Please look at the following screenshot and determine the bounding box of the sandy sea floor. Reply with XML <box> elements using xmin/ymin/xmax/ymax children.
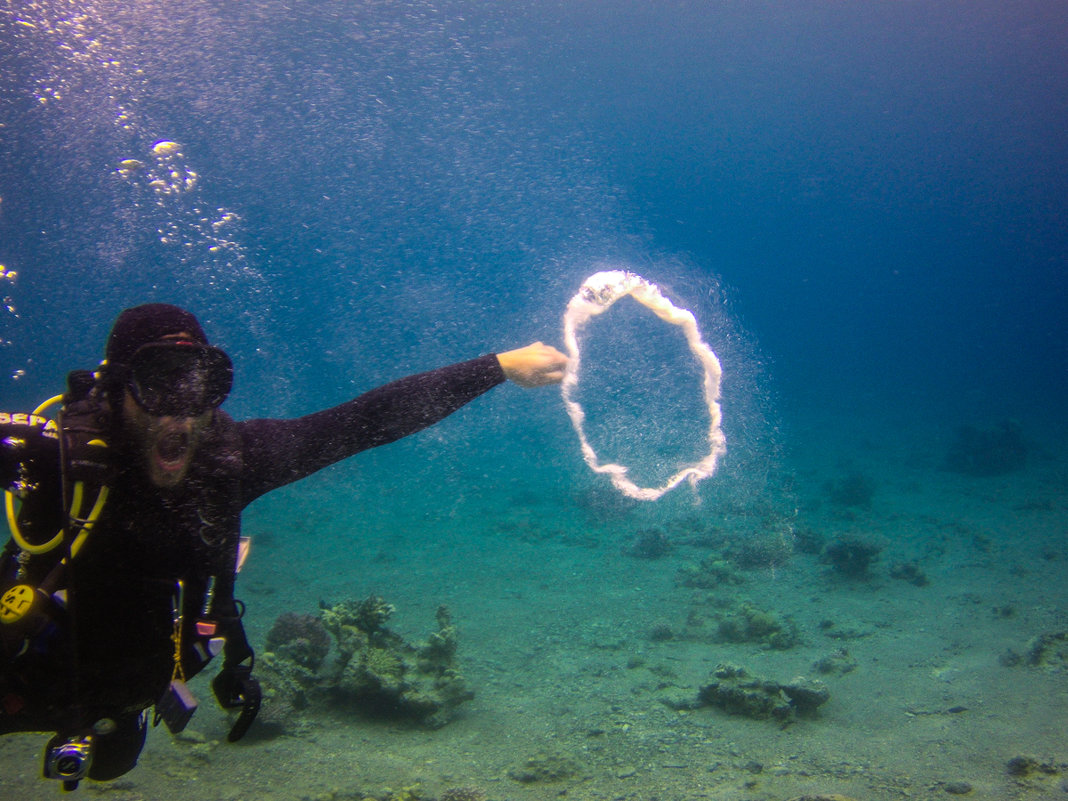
<box><xmin>2</xmin><ymin>416</ymin><xmax>1066</xmax><ymax>801</ymax></box>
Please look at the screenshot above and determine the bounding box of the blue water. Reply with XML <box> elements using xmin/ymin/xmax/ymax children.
<box><xmin>3</xmin><ymin>2</ymin><xmax>1065</xmax><ymax>423</ymax></box>
<box><xmin>2</xmin><ymin>2</ymin><xmax>1066</xmax><ymax>798</ymax></box>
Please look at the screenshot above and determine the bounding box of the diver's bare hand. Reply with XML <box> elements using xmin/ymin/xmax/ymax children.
<box><xmin>497</xmin><ymin>342</ymin><xmax>569</xmax><ymax>388</ymax></box>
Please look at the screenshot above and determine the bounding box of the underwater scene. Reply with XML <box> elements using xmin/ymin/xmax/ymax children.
<box><xmin>1</xmin><ymin>1</ymin><xmax>1066</xmax><ymax>800</ymax></box>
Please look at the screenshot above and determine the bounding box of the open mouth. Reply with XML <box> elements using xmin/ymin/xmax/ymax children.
<box><xmin>154</xmin><ymin>430</ymin><xmax>190</xmax><ymax>470</ymax></box>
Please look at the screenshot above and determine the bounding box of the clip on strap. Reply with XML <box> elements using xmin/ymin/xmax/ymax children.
<box><xmin>228</xmin><ymin>676</ymin><xmax>261</xmax><ymax>742</ymax></box>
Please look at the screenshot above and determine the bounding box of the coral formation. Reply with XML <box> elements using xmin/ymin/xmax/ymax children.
<box><xmin>1023</xmin><ymin>631</ymin><xmax>1068</xmax><ymax>668</ymax></box>
<box><xmin>648</xmin><ymin>622</ymin><xmax>675</xmax><ymax>642</ymax></box>
<box><xmin>944</xmin><ymin>420</ymin><xmax>1027</xmax><ymax>476</ymax></box>
<box><xmin>782</xmin><ymin>676</ymin><xmax>833</xmax><ymax>714</ymax></box>
<box><xmin>257</xmin><ymin>596</ymin><xmax>473</xmax><ymax>732</ymax></box>
<box><xmin>1001</xmin><ymin>632</ymin><xmax>1068</xmax><ymax>670</ymax></box>
<box><xmin>697</xmin><ymin>664</ymin><xmax>829</xmax><ymax>723</ymax></box>
<box><xmin>731</xmin><ymin>533</ymin><xmax>794</xmax><ymax>569</ymax></box>
<box><xmin>252</xmin><ymin>650</ymin><xmax>315</xmax><ymax>735</ymax></box>
<box><xmin>341</xmin><ymin>594</ymin><xmax>398</xmax><ymax>634</ymax></box>
<box><xmin>623</xmin><ymin>527</ymin><xmax>673</xmax><ymax>559</ymax></box>
<box><xmin>821</xmin><ymin>536</ymin><xmax>882</xmax><ymax>578</ymax></box>
<box><xmin>889</xmin><ymin>561</ymin><xmax>929</xmax><ymax>586</ymax></box>
<box><xmin>698</xmin><ymin>664</ymin><xmax>793</xmax><ymax>721</ymax></box>
<box><xmin>716</xmin><ymin>600</ymin><xmax>800</xmax><ymax>650</ymax></box>
<box><xmin>254</xmin><ymin>613</ymin><xmax>338</xmax><ymax>735</ymax></box>
<box><xmin>679</xmin><ymin>596</ymin><xmax>801</xmax><ymax>650</ymax></box>
<box><xmin>265</xmin><ymin>612</ymin><xmax>332</xmax><ymax>671</ymax></box>
<box><xmin>1006</xmin><ymin>755</ymin><xmax>1061</xmax><ymax>778</ymax></box>
<box><xmin>320</xmin><ymin>598</ymin><xmax>473</xmax><ymax>728</ymax></box>
<box><xmin>812</xmin><ymin>648</ymin><xmax>858</xmax><ymax>676</ymax></box>
<box><xmin>676</xmin><ymin>553</ymin><xmax>745</xmax><ymax>588</ymax></box>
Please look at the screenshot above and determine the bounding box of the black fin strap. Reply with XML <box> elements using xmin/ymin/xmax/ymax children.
<box><xmin>210</xmin><ymin>599</ymin><xmax>260</xmax><ymax>741</ymax></box>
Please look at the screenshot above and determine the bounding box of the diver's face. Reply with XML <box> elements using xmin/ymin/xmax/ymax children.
<box><xmin>122</xmin><ymin>392</ymin><xmax>212</xmax><ymax>488</ymax></box>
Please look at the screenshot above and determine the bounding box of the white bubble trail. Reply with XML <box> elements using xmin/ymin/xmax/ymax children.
<box><xmin>561</xmin><ymin>269</ymin><xmax>726</xmax><ymax>501</ymax></box>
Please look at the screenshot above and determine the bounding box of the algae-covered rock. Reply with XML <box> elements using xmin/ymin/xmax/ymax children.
<box><xmin>265</xmin><ymin>612</ymin><xmax>332</xmax><ymax>671</ymax></box>
<box><xmin>716</xmin><ymin>601</ymin><xmax>800</xmax><ymax>649</ymax></box>
<box><xmin>623</xmin><ymin>527</ymin><xmax>673</xmax><ymax>559</ymax></box>
<box><xmin>261</xmin><ymin>596</ymin><xmax>473</xmax><ymax>729</ymax></box>
<box><xmin>1024</xmin><ymin>631</ymin><xmax>1068</xmax><ymax>668</ymax></box>
<box><xmin>821</xmin><ymin>537</ymin><xmax>882</xmax><ymax>578</ymax></box>
<box><xmin>812</xmin><ymin>648</ymin><xmax>857</xmax><ymax>676</ymax></box>
<box><xmin>321</xmin><ymin>600</ymin><xmax>473</xmax><ymax>728</ymax></box>
<box><xmin>680</xmin><ymin>597</ymin><xmax>801</xmax><ymax>649</ymax></box>
<box><xmin>697</xmin><ymin>664</ymin><xmax>829</xmax><ymax>723</ymax></box>
<box><xmin>781</xmin><ymin>676</ymin><xmax>832</xmax><ymax>714</ymax></box>
<box><xmin>676</xmin><ymin>553</ymin><xmax>746</xmax><ymax>588</ymax></box>
<box><xmin>889</xmin><ymin>561</ymin><xmax>929</xmax><ymax>586</ymax></box>
<box><xmin>253</xmin><ymin>651</ymin><xmax>315</xmax><ymax>735</ymax></box>
<box><xmin>320</xmin><ymin>595</ymin><xmax>396</xmax><ymax>645</ymax></box>
<box><xmin>698</xmin><ymin>664</ymin><xmax>793</xmax><ymax>721</ymax></box>
<box><xmin>1006</xmin><ymin>754</ymin><xmax>1061</xmax><ymax>777</ymax></box>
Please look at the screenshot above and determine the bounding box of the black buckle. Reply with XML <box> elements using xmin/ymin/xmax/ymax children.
<box><xmin>212</xmin><ymin>667</ymin><xmax>261</xmax><ymax>742</ymax></box>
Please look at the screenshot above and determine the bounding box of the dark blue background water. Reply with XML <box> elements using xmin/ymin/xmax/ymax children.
<box><xmin>1</xmin><ymin>0</ymin><xmax>1065</xmax><ymax>493</ymax></box>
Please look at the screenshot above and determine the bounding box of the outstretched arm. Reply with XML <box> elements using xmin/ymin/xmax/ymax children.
<box><xmin>237</xmin><ymin>345</ymin><xmax>569</xmax><ymax>504</ymax></box>
<box><xmin>496</xmin><ymin>342</ymin><xmax>569</xmax><ymax>387</ymax></box>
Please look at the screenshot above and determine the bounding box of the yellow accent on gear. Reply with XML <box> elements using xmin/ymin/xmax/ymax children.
<box><xmin>32</xmin><ymin>395</ymin><xmax>64</xmax><ymax>417</ymax></box>
<box><xmin>4</xmin><ymin>393</ymin><xmax>110</xmax><ymax>557</ymax></box>
<box><xmin>0</xmin><ymin>584</ymin><xmax>36</xmax><ymax>624</ymax></box>
<box><xmin>170</xmin><ymin>580</ymin><xmax>187</xmax><ymax>682</ymax></box>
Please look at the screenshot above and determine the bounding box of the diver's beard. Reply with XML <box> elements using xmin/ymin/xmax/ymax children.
<box><xmin>121</xmin><ymin>395</ymin><xmax>208</xmax><ymax>488</ymax></box>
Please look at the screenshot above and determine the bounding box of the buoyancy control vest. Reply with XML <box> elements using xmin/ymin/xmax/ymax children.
<box><xmin>0</xmin><ymin>369</ymin><xmax>257</xmax><ymax>738</ymax></box>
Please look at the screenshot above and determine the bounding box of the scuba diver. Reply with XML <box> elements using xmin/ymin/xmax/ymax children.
<box><xmin>0</xmin><ymin>303</ymin><xmax>568</xmax><ymax>789</ymax></box>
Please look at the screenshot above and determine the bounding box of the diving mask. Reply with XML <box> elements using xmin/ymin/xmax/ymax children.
<box><xmin>127</xmin><ymin>341</ymin><xmax>233</xmax><ymax>417</ymax></box>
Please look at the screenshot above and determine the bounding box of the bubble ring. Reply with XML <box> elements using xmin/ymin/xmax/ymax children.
<box><xmin>561</xmin><ymin>270</ymin><xmax>726</xmax><ymax>501</ymax></box>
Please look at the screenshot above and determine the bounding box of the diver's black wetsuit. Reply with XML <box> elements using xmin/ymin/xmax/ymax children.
<box><xmin>0</xmin><ymin>354</ymin><xmax>504</xmax><ymax>773</ymax></box>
